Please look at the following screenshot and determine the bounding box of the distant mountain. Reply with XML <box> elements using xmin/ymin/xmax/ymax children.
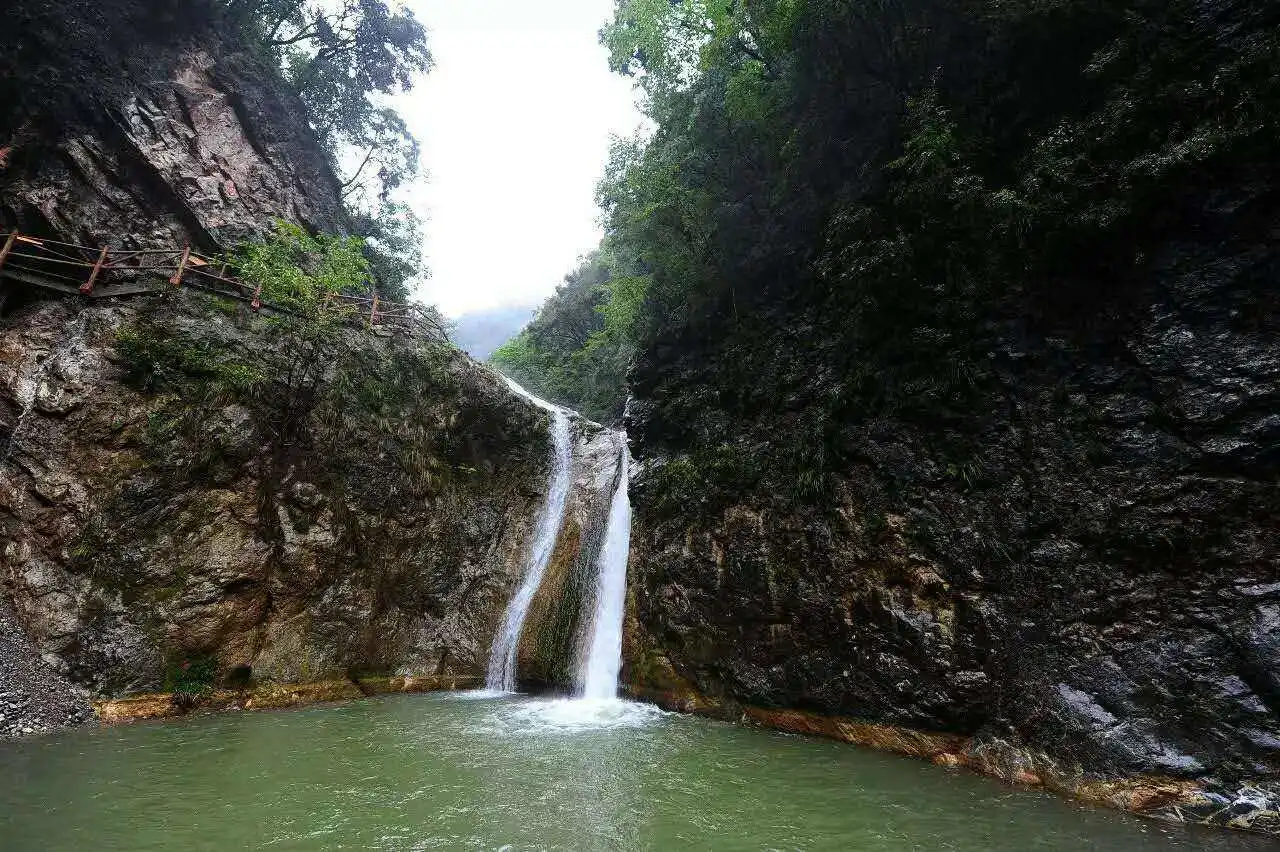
<box><xmin>450</xmin><ymin>304</ymin><xmax>537</xmax><ymax>361</ymax></box>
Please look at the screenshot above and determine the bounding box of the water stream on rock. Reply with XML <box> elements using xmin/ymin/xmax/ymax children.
<box><xmin>3</xmin><ymin>379</ymin><xmax>40</xmax><ymax>464</ymax></box>
<box><xmin>579</xmin><ymin>441</ymin><xmax>631</xmax><ymax>699</ymax></box>
<box><xmin>482</xmin><ymin>379</ymin><xmax>648</xmax><ymax>731</ymax></box>
<box><xmin>484</xmin><ymin>379</ymin><xmax>574</xmax><ymax>693</ymax></box>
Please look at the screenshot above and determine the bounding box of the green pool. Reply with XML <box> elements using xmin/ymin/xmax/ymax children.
<box><xmin>0</xmin><ymin>693</ymin><xmax>1268</xmax><ymax>851</ymax></box>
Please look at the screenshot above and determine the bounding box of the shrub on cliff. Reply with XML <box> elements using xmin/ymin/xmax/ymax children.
<box><xmin>108</xmin><ymin>220</ymin><xmax>494</xmax><ymax>511</ymax></box>
<box><xmin>233</xmin><ymin>220</ymin><xmax>373</xmax><ymax>334</ymax></box>
<box><xmin>116</xmin><ymin>223</ymin><xmax>420</xmax><ymax>482</ymax></box>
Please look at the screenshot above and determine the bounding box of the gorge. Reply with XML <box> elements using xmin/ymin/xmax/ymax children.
<box><xmin>1</xmin><ymin>0</ymin><xmax>1278</xmax><ymax>849</ymax></box>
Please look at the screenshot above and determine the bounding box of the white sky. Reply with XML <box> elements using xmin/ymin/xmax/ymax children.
<box><xmin>393</xmin><ymin>0</ymin><xmax>643</xmax><ymax>317</ymax></box>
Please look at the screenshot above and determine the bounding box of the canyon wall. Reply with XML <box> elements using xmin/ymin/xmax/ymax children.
<box><xmin>0</xmin><ymin>0</ymin><xmax>567</xmax><ymax>733</ymax></box>
<box><xmin>623</xmin><ymin>157</ymin><xmax>1280</xmax><ymax>833</ymax></box>
<box><xmin>0</xmin><ymin>293</ymin><xmax>551</xmax><ymax>709</ymax></box>
<box><xmin>620</xmin><ymin>4</ymin><xmax>1280</xmax><ymax>831</ymax></box>
<box><xmin>0</xmin><ymin>0</ymin><xmax>346</xmax><ymax>249</ymax></box>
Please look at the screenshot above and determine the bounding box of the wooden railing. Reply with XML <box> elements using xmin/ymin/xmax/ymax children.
<box><xmin>0</xmin><ymin>232</ymin><xmax>446</xmax><ymax>339</ymax></box>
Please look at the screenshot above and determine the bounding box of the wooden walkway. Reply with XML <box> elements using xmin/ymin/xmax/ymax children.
<box><xmin>0</xmin><ymin>231</ymin><xmax>445</xmax><ymax>338</ymax></box>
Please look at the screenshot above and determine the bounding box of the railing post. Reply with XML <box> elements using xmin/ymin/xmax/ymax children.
<box><xmin>169</xmin><ymin>245</ymin><xmax>191</xmax><ymax>287</ymax></box>
<box><xmin>80</xmin><ymin>245</ymin><xmax>110</xmax><ymax>295</ymax></box>
<box><xmin>368</xmin><ymin>293</ymin><xmax>380</xmax><ymax>329</ymax></box>
<box><xmin>0</xmin><ymin>232</ymin><xmax>16</xmax><ymax>273</ymax></box>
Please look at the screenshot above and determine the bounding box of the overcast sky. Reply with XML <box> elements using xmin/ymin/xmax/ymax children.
<box><xmin>393</xmin><ymin>0</ymin><xmax>642</xmax><ymax>318</ymax></box>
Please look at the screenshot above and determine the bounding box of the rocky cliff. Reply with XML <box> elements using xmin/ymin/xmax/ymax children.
<box><xmin>0</xmin><ymin>0</ymin><xmax>346</xmax><ymax>249</ymax></box>
<box><xmin>0</xmin><ymin>0</ymin><xmax>578</xmax><ymax>736</ymax></box>
<box><xmin>625</xmin><ymin>193</ymin><xmax>1280</xmax><ymax>831</ymax></box>
<box><xmin>0</xmin><ymin>293</ymin><xmax>553</xmax><ymax>724</ymax></box>
<box><xmin>622</xmin><ymin>66</ymin><xmax>1280</xmax><ymax>839</ymax></box>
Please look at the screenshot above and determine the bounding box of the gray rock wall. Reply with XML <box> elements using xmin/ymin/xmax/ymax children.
<box><xmin>0</xmin><ymin>0</ymin><xmax>346</xmax><ymax>249</ymax></box>
<box><xmin>625</xmin><ymin>153</ymin><xmax>1280</xmax><ymax>829</ymax></box>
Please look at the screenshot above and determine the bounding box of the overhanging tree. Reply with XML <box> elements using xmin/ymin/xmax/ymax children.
<box><xmin>222</xmin><ymin>0</ymin><xmax>431</xmax><ymax>300</ymax></box>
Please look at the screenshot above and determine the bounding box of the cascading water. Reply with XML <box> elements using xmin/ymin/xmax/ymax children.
<box><xmin>3</xmin><ymin>377</ymin><xmax>40</xmax><ymax>465</ymax></box>
<box><xmin>483</xmin><ymin>379</ymin><xmax>574</xmax><ymax>693</ymax></box>
<box><xmin>478</xmin><ymin>381</ymin><xmax>655</xmax><ymax>727</ymax></box>
<box><xmin>578</xmin><ymin>440</ymin><xmax>632</xmax><ymax>700</ymax></box>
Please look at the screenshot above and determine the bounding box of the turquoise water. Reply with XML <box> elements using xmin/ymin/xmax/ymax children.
<box><xmin>0</xmin><ymin>693</ymin><xmax>1268</xmax><ymax>851</ymax></box>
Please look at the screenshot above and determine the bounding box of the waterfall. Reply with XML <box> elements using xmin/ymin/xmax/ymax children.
<box><xmin>484</xmin><ymin>380</ymin><xmax>574</xmax><ymax>693</ymax></box>
<box><xmin>579</xmin><ymin>440</ymin><xmax>632</xmax><ymax>700</ymax></box>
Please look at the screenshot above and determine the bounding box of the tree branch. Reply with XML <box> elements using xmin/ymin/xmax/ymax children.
<box><xmin>269</xmin><ymin>21</ymin><xmax>324</xmax><ymax>46</ymax></box>
<box><xmin>340</xmin><ymin>145</ymin><xmax>378</xmax><ymax>197</ymax></box>
<box><xmin>266</xmin><ymin>0</ymin><xmax>308</xmax><ymax>41</ymax></box>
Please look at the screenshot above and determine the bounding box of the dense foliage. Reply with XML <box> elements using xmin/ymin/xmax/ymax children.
<box><xmin>519</xmin><ymin>0</ymin><xmax>1280</xmax><ymax>510</ymax></box>
<box><xmin>221</xmin><ymin>0</ymin><xmax>431</xmax><ymax>300</ymax></box>
<box><xmin>234</xmin><ymin>220</ymin><xmax>372</xmax><ymax>326</ymax></box>
<box><xmin>491</xmin><ymin>246</ymin><xmax>646</xmax><ymax>423</ymax></box>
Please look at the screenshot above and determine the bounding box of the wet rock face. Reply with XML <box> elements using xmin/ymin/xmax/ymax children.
<box><xmin>0</xmin><ymin>296</ymin><xmax>548</xmax><ymax>708</ymax></box>
<box><xmin>626</xmin><ymin>177</ymin><xmax>1280</xmax><ymax>806</ymax></box>
<box><xmin>0</xmin><ymin>0</ymin><xmax>346</xmax><ymax>247</ymax></box>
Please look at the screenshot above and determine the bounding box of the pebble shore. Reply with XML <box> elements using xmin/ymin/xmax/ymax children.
<box><xmin>1</xmin><ymin>599</ymin><xmax>94</xmax><ymax>740</ymax></box>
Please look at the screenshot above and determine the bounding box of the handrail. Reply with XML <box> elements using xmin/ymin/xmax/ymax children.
<box><xmin>0</xmin><ymin>231</ymin><xmax>446</xmax><ymax>339</ymax></box>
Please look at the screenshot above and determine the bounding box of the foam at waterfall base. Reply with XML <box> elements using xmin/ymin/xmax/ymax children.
<box><xmin>462</xmin><ymin>696</ymin><xmax>667</xmax><ymax>736</ymax></box>
<box><xmin>451</xmin><ymin>688</ymin><xmax>513</xmax><ymax>701</ymax></box>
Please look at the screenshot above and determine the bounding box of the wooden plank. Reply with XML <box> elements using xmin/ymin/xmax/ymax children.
<box><xmin>169</xmin><ymin>245</ymin><xmax>191</xmax><ymax>287</ymax></box>
<box><xmin>0</xmin><ymin>266</ymin><xmax>160</xmax><ymax>299</ymax></box>
<box><xmin>0</xmin><ymin>267</ymin><xmax>84</xmax><ymax>294</ymax></box>
<box><xmin>92</xmin><ymin>282</ymin><xmax>165</xmax><ymax>298</ymax></box>
<box><xmin>0</xmin><ymin>233</ymin><xmax>16</xmax><ymax>272</ymax></box>
<box><xmin>81</xmin><ymin>245</ymin><xmax>110</xmax><ymax>295</ymax></box>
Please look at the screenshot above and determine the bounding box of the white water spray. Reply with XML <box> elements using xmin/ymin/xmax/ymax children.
<box><xmin>484</xmin><ymin>379</ymin><xmax>574</xmax><ymax>693</ymax></box>
<box><xmin>579</xmin><ymin>440</ymin><xmax>632</xmax><ymax>700</ymax></box>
